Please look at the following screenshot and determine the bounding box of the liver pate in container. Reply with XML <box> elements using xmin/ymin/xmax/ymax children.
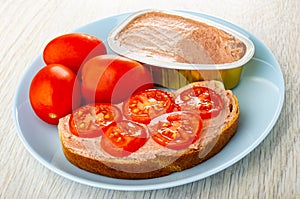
<box><xmin>108</xmin><ymin>9</ymin><xmax>255</xmax><ymax>89</ymax></box>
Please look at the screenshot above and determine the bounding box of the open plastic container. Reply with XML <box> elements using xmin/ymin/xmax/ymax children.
<box><xmin>107</xmin><ymin>9</ymin><xmax>255</xmax><ymax>90</ymax></box>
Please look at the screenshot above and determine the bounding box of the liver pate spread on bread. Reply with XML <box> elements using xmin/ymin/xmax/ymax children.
<box><xmin>58</xmin><ymin>80</ymin><xmax>239</xmax><ymax>179</ymax></box>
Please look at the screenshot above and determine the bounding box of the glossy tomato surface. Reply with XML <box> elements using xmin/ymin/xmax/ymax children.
<box><xmin>122</xmin><ymin>89</ymin><xmax>175</xmax><ymax>124</ymax></box>
<box><xmin>69</xmin><ymin>103</ymin><xmax>122</xmax><ymax>138</ymax></box>
<box><xmin>81</xmin><ymin>55</ymin><xmax>153</xmax><ymax>104</ymax></box>
<box><xmin>43</xmin><ymin>33</ymin><xmax>106</xmax><ymax>74</ymax></box>
<box><xmin>29</xmin><ymin>64</ymin><xmax>81</xmax><ymax>124</ymax></box>
<box><xmin>148</xmin><ymin>111</ymin><xmax>203</xmax><ymax>150</ymax></box>
<box><xmin>100</xmin><ymin>120</ymin><xmax>149</xmax><ymax>157</ymax></box>
<box><xmin>175</xmin><ymin>86</ymin><xmax>224</xmax><ymax>119</ymax></box>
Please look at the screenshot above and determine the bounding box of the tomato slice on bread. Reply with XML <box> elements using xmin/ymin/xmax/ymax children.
<box><xmin>175</xmin><ymin>86</ymin><xmax>224</xmax><ymax>119</ymax></box>
<box><xmin>69</xmin><ymin>103</ymin><xmax>122</xmax><ymax>138</ymax></box>
<box><xmin>148</xmin><ymin>111</ymin><xmax>203</xmax><ymax>150</ymax></box>
<box><xmin>100</xmin><ymin>120</ymin><xmax>148</xmax><ymax>157</ymax></box>
<box><xmin>122</xmin><ymin>89</ymin><xmax>175</xmax><ymax>124</ymax></box>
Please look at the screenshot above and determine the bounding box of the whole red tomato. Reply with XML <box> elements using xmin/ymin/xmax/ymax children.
<box><xmin>81</xmin><ymin>55</ymin><xmax>154</xmax><ymax>104</ymax></box>
<box><xmin>43</xmin><ymin>33</ymin><xmax>106</xmax><ymax>74</ymax></box>
<box><xmin>29</xmin><ymin>64</ymin><xmax>81</xmax><ymax>124</ymax></box>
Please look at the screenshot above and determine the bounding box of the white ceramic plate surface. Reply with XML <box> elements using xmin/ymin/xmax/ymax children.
<box><xmin>12</xmin><ymin>11</ymin><xmax>284</xmax><ymax>191</ymax></box>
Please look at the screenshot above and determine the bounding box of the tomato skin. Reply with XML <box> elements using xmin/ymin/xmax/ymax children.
<box><xmin>175</xmin><ymin>86</ymin><xmax>224</xmax><ymax>119</ymax></box>
<box><xmin>100</xmin><ymin>120</ymin><xmax>149</xmax><ymax>157</ymax></box>
<box><xmin>81</xmin><ymin>55</ymin><xmax>153</xmax><ymax>104</ymax></box>
<box><xmin>69</xmin><ymin>103</ymin><xmax>122</xmax><ymax>138</ymax></box>
<box><xmin>122</xmin><ymin>89</ymin><xmax>175</xmax><ymax>124</ymax></box>
<box><xmin>43</xmin><ymin>33</ymin><xmax>106</xmax><ymax>74</ymax></box>
<box><xmin>148</xmin><ymin>111</ymin><xmax>203</xmax><ymax>150</ymax></box>
<box><xmin>29</xmin><ymin>64</ymin><xmax>81</xmax><ymax>125</ymax></box>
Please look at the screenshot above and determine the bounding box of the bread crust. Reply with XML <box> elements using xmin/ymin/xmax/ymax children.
<box><xmin>58</xmin><ymin>82</ymin><xmax>239</xmax><ymax>179</ymax></box>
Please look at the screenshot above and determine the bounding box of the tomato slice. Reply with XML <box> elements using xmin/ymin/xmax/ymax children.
<box><xmin>69</xmin><ymin>103</ymin><xmax>122</xmax><ymax>138</ymax></box>
<box><xmin>100</xmin><ymin>120</ymin><xmax>148</xmax><ymax>157</ymax></box>
<box><xmin>175</xmin><ymin>86</ymin><xmax>224</xmax><ymax>119</ymax></box>
<box><xmin>122</xmin><ymin>89</ymin><xmax>175</xmax><ymax>124</ymax></box>
<box><xmin>148</xmin><ymin>111</ymin><xmax>203</xmax><ymax>150</ymax></box>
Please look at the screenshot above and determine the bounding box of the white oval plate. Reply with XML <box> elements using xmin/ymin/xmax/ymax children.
<box><xmin>12</xmin><ymin>11</ymin><xmax>284</xmax><ymax>191</ymax></box>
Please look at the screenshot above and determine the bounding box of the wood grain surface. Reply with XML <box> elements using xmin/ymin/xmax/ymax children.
<box><xmin>1</xmin><ymin>0</ymin><xmax>299</xmax><ymax>198</ymax></box>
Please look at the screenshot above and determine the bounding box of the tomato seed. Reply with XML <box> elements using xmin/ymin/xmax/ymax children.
<box><xmin>114</xmin><ymin>132</ymin><xmax>119</xmax><ymax>136</ymax></box>
<box><xmin>132</xmin><ymin>108</ymin><xmax>140</xmax><ymax>113</ymax></box>
<box><xmin>183</xmin><ymin>120</ymin><xmax>189</xmax><ymax>125</ymax></box>
<box><xmin>162</xmin><ymin>123</ymin><xmax>169</xmax><ymax>127</ymax></box>
<box><xmin>129</xmin><ymin>103</ymin><xmax>136</xmax><ymax>108</ymax></box>
<box><xmin>79</xmin><ymin>123</ymin><xmax>85</xmax><ymax>128</ymax></box>
<box><xmin>116</xmin><ymin>137</ymin><xmax>122</xmax><ymax>142</ymax></box>
<box><xmin>104</xmin><ymin>114</ymin><xmax>111</xmax><ymax>120</ymax></box>
<box><xmin>182</xmin><ymin>96</ymin><xmax>190</xmax><ymax>101</ymax></box>
<box><xmin>171</xmin><ymin>132</ymin><xmax>177</xmax><ymax>138</ymax></box>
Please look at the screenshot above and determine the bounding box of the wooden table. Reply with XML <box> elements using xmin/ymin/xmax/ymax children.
<box><xmin>1</xmin><ymin>0</ymin><xmax>299</xmax><ymax>198</ymax></box>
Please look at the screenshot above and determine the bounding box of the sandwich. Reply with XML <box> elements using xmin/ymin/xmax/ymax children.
<box><xmin>58</xmin><ymin>80</ymin><xmax>239</xmax><ymax>179</ymax></box>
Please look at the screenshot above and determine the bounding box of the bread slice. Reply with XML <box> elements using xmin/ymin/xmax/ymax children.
<box><xmin>58</xmin><ymin>80</ymin><xmax>239</xmax><ymax>179</ymax></box>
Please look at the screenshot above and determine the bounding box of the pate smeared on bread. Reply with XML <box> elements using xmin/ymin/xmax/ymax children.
<box><xmin>58</xmin><ymin>80</ymin><xmax>239</xmax><ymax>179</ymax></box>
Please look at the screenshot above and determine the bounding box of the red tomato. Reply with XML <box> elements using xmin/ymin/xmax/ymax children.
<box><xmin>175</xmin><ymin>86</ymin><xmax>224</xmax><ymax>119</ymax></box>
<box><xmin>69</xmin><ymin>103</ymin><xmax>122</xmax><ymax>138</ymax></box>
<box><xmin>43</xmin><ymin>33</ymin><xmax>106</xmax><ymax>74</ymax></box>
<box><xmin>122</xmin><ymin>89</ymin><xmax>175</xmax><ymax>124</ymax></box>
<box><xmin>29</xmin><ymin>64</ymin><xmax>81</xmax><ymax>124</ymax></box>
<box><xmin>81</xmin><ymin>55</ymin><xmax>153</xmax><ymax>104</ymax></box>
<box><xmin>100</xmin><ymin>120</ymin><xmax>148</xmax><ymax>157</ymax></box>
<box><xmin>148</xmin><ymin>111</ymin><xmax>203</xmax><ymax>150</ymax></box>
